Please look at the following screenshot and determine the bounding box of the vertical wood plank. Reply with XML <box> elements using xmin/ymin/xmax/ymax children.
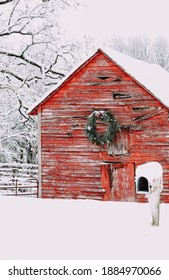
<box><xmin>101</xmin><ymin>163</ymin><xmax>111</xmax><ymax>200</ymax></box>
<box><xmin>38</xmin><ymin>107</ymin><xmax>42</xmax><ymax>198</ymax></box>
<box><xmin>111</xmin><ymin>162</ymin><xmax>135</xmax><ymax>202</ymax></box>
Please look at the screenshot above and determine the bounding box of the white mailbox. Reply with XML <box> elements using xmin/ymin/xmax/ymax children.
<box><xmin>136</xmin><ymin>162</ymin><xmax>163</xmax><ymax>193</ymax></box>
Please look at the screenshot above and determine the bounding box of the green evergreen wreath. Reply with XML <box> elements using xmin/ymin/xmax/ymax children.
<box><xmin>85</xmin><ymin>110</ymin><xmax>120</xmax><ymax>145</ymax></box>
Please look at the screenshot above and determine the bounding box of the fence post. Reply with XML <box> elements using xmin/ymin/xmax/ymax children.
<box><xmin>36</xmin><ymin>179</ymin><xmax>39</xmax><ymax>198</ymax></box>
<box><xmin>15</xmin><ymin>179</ymin><xmax>18</xmax><ymax>196</ymax></box>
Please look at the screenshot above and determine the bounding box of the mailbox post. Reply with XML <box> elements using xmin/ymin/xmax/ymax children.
<box><xmin>136</xmin><ymin>162</ymin><xmax>163</xmax><ymax>226</ymax></box>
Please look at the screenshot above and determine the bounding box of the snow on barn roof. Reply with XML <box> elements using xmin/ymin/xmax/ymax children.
<box><xmin>28</xmin><ymin>48</ymin><xmax>169</xmax><ymax>115</ymax></box>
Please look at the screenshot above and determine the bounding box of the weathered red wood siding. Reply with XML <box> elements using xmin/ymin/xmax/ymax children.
<box><xmin>39</xmin><ymin>51</ymin><xmax>169</xmax><ymax>202</ymax></box>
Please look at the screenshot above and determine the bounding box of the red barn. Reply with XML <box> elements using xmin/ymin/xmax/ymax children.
<box><xmin>28</xmin><ymin>48</ymin><xmax>169</xmax><ymax>202</ymax></box>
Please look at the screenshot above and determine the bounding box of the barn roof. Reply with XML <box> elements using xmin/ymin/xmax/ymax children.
<box><xmin>28</xmin><ymin>48</ymin><xmax>169</xmax><ymax>115</ymax></box>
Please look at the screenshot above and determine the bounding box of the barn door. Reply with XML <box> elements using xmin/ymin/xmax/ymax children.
<box><xmin>101</xmin><ymin>162</ymin><xmax>135</xmax><ymax>201</ymax></box>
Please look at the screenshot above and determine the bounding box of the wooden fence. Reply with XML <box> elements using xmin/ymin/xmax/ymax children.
<box><xmin>0</xmin><ymin>163</ymin><xmax>38</xmax><ymax>178</ymax></box>
<box><xmin>0</xmin><ymin>163</ymin><xmax>38</xmax><ymax>197</ymax></box>
<box><xmin>0</xmin><ymin>178</ymin><xmax>38</xmax><ymax>197</ymax></box>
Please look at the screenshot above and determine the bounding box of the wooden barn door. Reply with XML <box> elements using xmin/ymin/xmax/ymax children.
<box><xmin>101</xmin><ymin>162</ymin><xmax>135</xmax><ymax>201</ymax></box>
<box><xmin>111</xmin><ymin>163</ymin><xmax>135</xmax><ymax>201</ymax></box>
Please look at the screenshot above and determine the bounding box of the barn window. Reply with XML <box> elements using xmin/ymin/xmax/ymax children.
<box><xmin>107</xmin><ymin>129</ymin><xmax>130</xmax><ymax>156</ymax></box>
<box><xmin>97</xmin><ymin>76</ymin><xmax>110</xmax><ymax>80</ymax></box>
<box><xmin>132</xmin><ymin>106</ymin><xmax>159</xmax><ymax>111</ymax></box>
<box><xmin>137</xmin><ymin>176</ymin><xmax>149</xmax><ymax>192</ymax></box>
<box><xmin>113</xmin><ymin>93</ymin><xmax>132</xmax><ymax>99</ymax></box>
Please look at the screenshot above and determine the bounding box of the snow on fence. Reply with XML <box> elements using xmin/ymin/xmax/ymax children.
<box><xmin>0</xmin><ymin>163</ymin><xmax>38</xmax><ymax>178</ymax></box>
<box><xmin>0</xmin><ymin>163</ymin><xmax>38</xmax><ymax>197</ymax></box>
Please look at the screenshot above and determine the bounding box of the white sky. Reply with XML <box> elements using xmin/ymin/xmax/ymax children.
<box><xmin>61</xmin><ymin>0</ymin><xmax>169</xmax><ymax>42</ymax></box>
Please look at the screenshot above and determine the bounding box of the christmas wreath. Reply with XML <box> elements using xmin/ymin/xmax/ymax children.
<box><xmin>85</xmin><ymin>110</ymin><xmax>120</xmax><ymax>145</ymax></box>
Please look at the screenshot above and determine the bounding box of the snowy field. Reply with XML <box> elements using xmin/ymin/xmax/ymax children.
<box><xmin>0</xmin><ymin>195</ymin><xmax>169</xmax><ymax>260</ymax></box>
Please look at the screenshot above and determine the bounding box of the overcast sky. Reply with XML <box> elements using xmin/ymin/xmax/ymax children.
<box><xmin>61</xmin><ymin>0</ymin><xmax>169</xmax><ymax>42</ymax></box>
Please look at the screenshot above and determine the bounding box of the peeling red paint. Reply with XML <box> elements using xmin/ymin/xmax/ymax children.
<box><xmin>30</xmin><ymin>51</ymin><xmax>169</xmax><ymax>202</ymax></box>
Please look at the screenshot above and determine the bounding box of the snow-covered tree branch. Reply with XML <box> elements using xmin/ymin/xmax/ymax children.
<box><xmin>0</xmin><ymin>0</ymin><xmax>80</xmax><ymax>163</ymax></box>
<box><xmin>0</xmin><ymin>0</ymin><xmax>13</xmax><ymax>4</ymax></box>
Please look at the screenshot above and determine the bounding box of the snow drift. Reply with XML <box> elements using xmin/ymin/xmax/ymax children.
<box><xmin>0</xmin><ymin>195</ymin><xmax>169</xmax><ymax>260</ymax></box>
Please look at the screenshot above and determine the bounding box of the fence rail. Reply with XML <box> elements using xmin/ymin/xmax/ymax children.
<box><xmin>0</xmin><ymin>163</ymin><xmax>38</xmax><ymax>197</ymax></box>
<box><xmin>0</xmin><ymin>163</ymin><xmax>38</xmax><ymax>179</ymax></box>
<box><xmin>0</xmin><ymin>178</ymin><xmax>38</xmax><ymax>197</ymax></box>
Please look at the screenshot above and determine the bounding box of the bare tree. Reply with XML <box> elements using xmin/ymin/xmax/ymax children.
<box><xmin>0</xmin><ymin>0</ymin><xmax>13</xmax><ymax>4</ymax></box>
<box><xmin>108</xmin><ymin>34</ymin><xmax>169</xmax><ymax>70</ymax></box>
<box><xmin>0</xmin><ymin>0</ymin><xmax>80</xmax><ymax>163</ymax></box>
<box><xmin>108</xmin><ymin>36</ymin><xmax>127</xmax><ymax>54</ymax></box>
<box><xmin>152</xmin><ymin>37</ymin><xmax>169</xmax><ymax>70</ymax></box>
<box><xmin>127</xmin><ymin>35</ymin><xmax>152</xmax><ymax>62</ymax></box>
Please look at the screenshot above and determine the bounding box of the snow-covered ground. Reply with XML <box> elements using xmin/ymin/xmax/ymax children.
<box><xmin>0</xmin><ymin>195</ymin><xmax>169</xmax><ymax>260</ymax></box>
